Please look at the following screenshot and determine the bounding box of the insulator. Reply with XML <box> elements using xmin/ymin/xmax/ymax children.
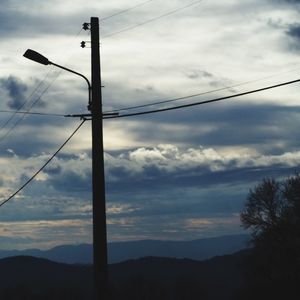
<box><xmin>82</xmin><ymin>23</ymin><xmax>90</xmax><ymax>30</ymax></box>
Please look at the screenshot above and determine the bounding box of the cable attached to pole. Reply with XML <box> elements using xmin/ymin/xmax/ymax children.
<box><xmin>0</xmin><ymin>110</ymin><xmax>65</xmax><ymax>117</ymax></box>
<box><xmin>0</xmin><ymin>120</ymin><xmax>86</xmax><ymax>208</ymax></box>
<box><xmin>103</xmin><ymin>77</ymin><xmax>300</xmax><ymax>119</ymax></box>
<box><xmin>105</xmin><ymin>68</ymin><xmax>300</xmax><ymax>114</ymax></box>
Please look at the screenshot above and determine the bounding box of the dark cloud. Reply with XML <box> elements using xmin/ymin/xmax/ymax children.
<box><xmin>120</xmin><ymin>103</ymin><xmax>300</xmax><ymax>152</ymax></box>
<box><xmin>48</xmin><ymin>169</ymin><xmax>91</xmax><ymax>193</ymax></box>
<box><xmin>43</xmin><ymin>164</ymin><xmax>62</xmax><ymax>175</ymax></box>
<box><xmin>285</xmin><ymin>23</ymin><xmax>300</xmax><ymax>51</ymax></box>
<box><xmin>108</xmin><ymin>165</ymin><xmax>132</xmax><ymax>179</ymax></box>
<box><xmin>0</xmin><ymin>10</ymin><xmax>82</xmax><ymax>38</ymax></box>
<box><xmin>0</xmin><ymin>236</ymin><xmax>36</xmax><ymax>245</ymax></box>
<box><xmin>184</xmin><ymin>69</ymin><xmax>233</xmax><ymax>91</ymax></box>
<box><xmin>282</xmin><ymin>0</ymin><xmax>300</xmax><ymax>3</ymax></box>
<box><xmin>109</xmin><ymin>193</ymin><xmax>242</xmax><ymax>220</ymax></box>
<box><xmin>0</xmin><ymin>117</ymin><xmax>75</xmax><ymax>158</ymax></box>
<box><xmin>186</xmin><ymin>70</ymin><xmax>214</xmax><ymax>80</ymax></box>
<box><xmin>56</xmin><ymin>153</ymin><xmax>87</xmax><ymax>160</ymax></box>
<box><xmin>273</xmin><ymin>0</ymin><xmax>300</xmax><ymax>6</ymax></box>
<box><xmin>0</xmin><ymin>5</ymin><xmax>121</xmax><ymax>39</ymax></box>
<box><xmin>0</xmin><ymin>76</ymin><xmax>28</xmax><ymax>109</ymax></box>
<box><xmin>287</xmin><ymin>23</ymin><xmax>300</xmax><ymax>42</ymax></box>
<box><xmin>105</xmin><ymin>165</ymin><xmax>298</xmax><ymax>240</ymax></box>
<box><xmin>106</xmin><ymin>163</ymin><xmax>299</xmax><ymax>196</ymax></box>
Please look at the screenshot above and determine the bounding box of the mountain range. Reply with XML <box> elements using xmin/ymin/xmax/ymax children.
<box><xmin>0</xmin><ymin>234</ymin><xmax>250</xmax><ymax>264</ymax></box>
<box><xmin>0</xmin><ymin>250</ymin><xmax>250</xmax><ymax>300</ymax></box>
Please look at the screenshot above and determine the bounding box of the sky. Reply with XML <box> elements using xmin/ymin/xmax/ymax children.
<box><xmin>1</xmin><ymin>0</ymin><xmax>300</xmax><ymax>250</ymax></box>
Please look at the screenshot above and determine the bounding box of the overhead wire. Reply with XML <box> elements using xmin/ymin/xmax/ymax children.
<box><xmin>103</xmin><ymin>77</ymin><xmax>300</xmax><ymax>119</ymax></box>
<box><xmin>100</xmin><ymin>0</ymin><xmax>155</xmax><ymax>22</ymax></box>
<box><xmin>2</xmin><ymin>81</ymin><xmax>299</xmax><ymax>207</ymax></box>
<box><xmin>102</xmin><ymin>0</ymin><xmax>203</xmax><ymax>38</ymax></box>
<box><xmin>99</xmin><ymin>0</ymin><xmax>300</xmax><ymax>116</ymax></box>
<box><xmin>0</xmin><ymin>110</ymin><xmax>65</xmax><ymax>117</ymax></box>
<box><xmin>0</xmin><ymin>75</ymin><xmax>51</xmax><ymax>135</ymax></box>
<box><xmin>0</xmin><ymin>76</ymin><xmax>59</xmax><ymax>145</ymax></box>
<box><xmin>1</xmin><ymin>7</ymin><xmax>299</xmax><ymax>207</ymax></box>
<box><xmin>0</xmin><ymin>119</ymin><xmax>86</xmax><ymax>208</ymax></box>
<box><xmin>0</xmin><ymin>28</ymin><xmax>87</xmax><ymax>207</ymax></box>
<box><xmin>0</xmin><ymin>28</ymin><xmax>83</xmax><ymax>144</ymax></box>
<box><xmin>105</xmin><ymin>66</ymin><xmax>300</xmax><ymax>113</ymax></box>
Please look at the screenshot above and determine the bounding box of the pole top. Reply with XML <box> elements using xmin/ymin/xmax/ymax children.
<box><xmin>91</xmin><ymin>17</ymin><xmax>99</xmax><ymax>22</ymax></box>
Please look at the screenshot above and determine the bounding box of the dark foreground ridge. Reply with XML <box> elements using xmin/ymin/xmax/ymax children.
<box><xmin>0</xmin><ymin>250</ymin><xmax>249</xmax><ymax>300</ymax></box>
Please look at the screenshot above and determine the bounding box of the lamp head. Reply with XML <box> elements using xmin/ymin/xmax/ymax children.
<box><xmin>23</xmin><ymin>49</ymin><xmax>50</xmax><ymax>65</ymax></box>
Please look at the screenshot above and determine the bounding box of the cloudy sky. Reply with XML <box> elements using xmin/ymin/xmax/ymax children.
<box><xmin>1</xmin><ymin>0</ymin><xmax>300</xmax><ymax>250</ymax></box>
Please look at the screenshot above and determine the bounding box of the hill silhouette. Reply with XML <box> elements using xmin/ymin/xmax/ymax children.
<box><xmin>0</xmin><ymin>234</ymin><xmax>249</xmax><ymax>264</ymax></box>
<box><xmin>0</xmin><ymin>256</ymin><xmax>93</xmax><ymax>299</ymax></box>
<box><xmin>0</xmin><ymin>250</ymin><xmax>249</xmax><ymax>300</ymax></box>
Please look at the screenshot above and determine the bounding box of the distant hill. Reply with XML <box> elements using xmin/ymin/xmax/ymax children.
<box><xmin>0</xmin><ymin>250</ymin><xmax>250</xmax><ymax>300</ymax></box>
<box><xmin>0</xmin><ymin>234</ymin><xmax>250</xmax><ymax>264</ymax></box>
<box><xmin>0</xmin><ymin>256</ymin><xmax>93</xmax><ymax>300</ymax></box>
<box><xmin>110</xmin><ymin>250</ymin><xmax>248</xmax><ymax>300</ymax></box>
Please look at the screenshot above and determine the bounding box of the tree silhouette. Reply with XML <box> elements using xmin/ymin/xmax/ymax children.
<box><xmin>240</xmin><ymin>175</ymin><xmax>300</xmax><ymax>298</ymax></box>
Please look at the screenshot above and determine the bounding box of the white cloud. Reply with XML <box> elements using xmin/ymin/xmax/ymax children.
<box><xmin>0</xmin><ymin>219</ymin><xmax>92</xmax><ymax>250</ymax></box>
<box><xmin>105</xmin><ymin>144</ymin><xmax>300</xmax><ymax>180</ymax></box>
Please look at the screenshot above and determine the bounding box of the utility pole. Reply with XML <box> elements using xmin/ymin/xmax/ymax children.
<box><xmin>90</xmin><ymin>17</ymin><xmax>108</xmax><ymax>299</ymax></box>
<box><xmin>23</xmin><ymin>16</ymin><xmax>109</xmax><ymax>299</ymax></box>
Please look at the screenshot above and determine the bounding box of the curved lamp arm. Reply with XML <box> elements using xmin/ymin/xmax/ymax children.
<box><xmin>23</xmin><ymin>49</ymin><xmax>92</xmax><ymax>109</ymax></box>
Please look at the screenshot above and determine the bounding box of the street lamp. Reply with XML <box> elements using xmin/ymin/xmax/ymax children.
<box><xmin>23</xmin><ymin>22</ymin><xmax>108</xmax><ymax>299</ymax></box>
<box><xmin>23</xmin><ymin>49</ymin><xmax>91</xmax><ymax>108</ymax></box>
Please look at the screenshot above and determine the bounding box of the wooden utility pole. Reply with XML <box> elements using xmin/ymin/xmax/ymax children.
<box><xmin>90</xmin><ymin>16</ymin><xmax>108</xmax><ymax>299</ymax></box>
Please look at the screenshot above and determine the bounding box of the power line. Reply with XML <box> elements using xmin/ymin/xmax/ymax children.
<box><xmin>0</xmin><ymin>78</ymin><xmax>49</xmax><ymax>135</ymax></box>
<box><xmin>103</xmin><ymin>78</ymin><xmax>300</xmax><ymax>119</ymax></box>
<box><xmin>0</xmin><ymin>79</ymin><xmax>56</xmax><ymax>142</ymax></box>
<box><xmin>0</xmin><ymin>109</ymin><xmax>65</xmax><ymax>117</ymax></box>
<box><xmin>100</xmin><ymin>0</ymin><xmax>155</xmax><ymax>22</ymax></box>
<box><xmin>0</xmin><ymin>41</ymin><xmax>83</xmax><ymax>145</ymax></box>
<box><xmin>106</xmin><ymin>66</ymin><xmax>300</xmax><ymax>113</ymax></box>
<box><xmin>3</xmin><ymin>78</ymin><xmax>295</xmax><ymax>206</ymax></box>
<box><xmin>0</xmin><ymin>120</ymin><xmax>86</xmax><ymax>208</ymax></box>
<box><xmin>0</xmin><ymin>79</ymin><xmax>58</xmax><ymax>145</ymax></box>
<box><xmin>6</xmin><ymin>74</ymin><xmax>297</xmax><ymax>121</ymax></box>
<box><xmin>0</xmin><ymin>28</ymin><xmax>84</xmax><ymax>143</ymax></box>
<box><xmin>0</xmin><ymin>28</ymin><xmax>83</xmax><ymax>132</ymax></box>
<box><xmin>103</xmin><ymin>0</ymin><xmax>202</xmax><ymax>38</ymax></box>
